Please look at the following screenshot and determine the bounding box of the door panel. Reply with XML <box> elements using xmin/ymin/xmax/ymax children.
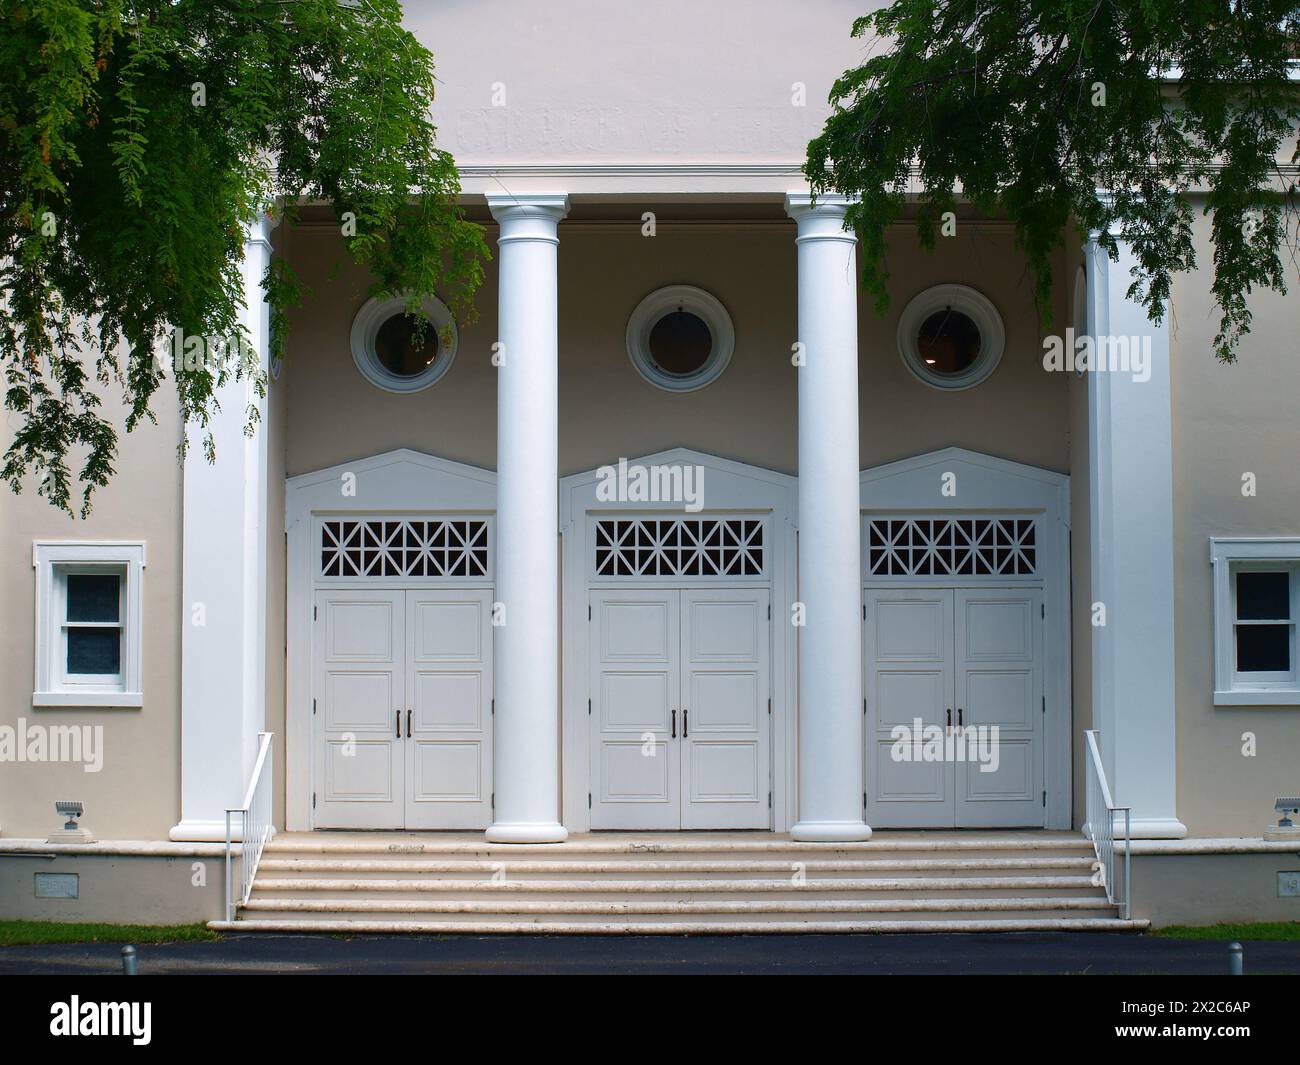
<box><xmin>865</xmin><ymin>591</ymin><xmax>955</xmax><ymax>827</ymax></box>
<box><xmin>314</xmin><ymin>590</ymin><xmax>405</xmax><ymax>829</ymax></box>
<box><xmin>681</xmin><ymin>589</ymin><xmax>770</xmax><ymax>829</ymax></box>
<box><xmin>954</xmin><ymin>589</ymin><xmax>1043</xmax><ymax>826</ymax></box>
<box><xmin>406</xmin><ymin>590</ymin><xmax>493</xmax><ymax>829</ymax></box>
<box><xmin>590</xmin><ymin>591</ymin><xmax>680</xmax><ymax>829</ymax></box>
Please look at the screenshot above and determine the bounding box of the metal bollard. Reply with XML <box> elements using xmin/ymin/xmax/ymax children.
<box><xmin>1228</xmin><ymin>941</ymin><xmax>1243</xmax><ymax>976</ymax></box>
<box><xmin>121</xmin><ymin>944</ymin><xmax>137</xmax><ymax>976</ymax></box>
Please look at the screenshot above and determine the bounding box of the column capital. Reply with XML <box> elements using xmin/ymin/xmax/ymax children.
<box><xmin>784</xmin><ymin>192</ymin><xmax>858</xmax><ymax>243</ymax></box>
<box><xmin>486</xmin><ymin>192</ymin><xmax>569</xmax><ymax>244</ymax></box>
<box><xmin>244</xmin><ymin>207</ymin><xmax>280</xmax><ymax>251</ymax></box>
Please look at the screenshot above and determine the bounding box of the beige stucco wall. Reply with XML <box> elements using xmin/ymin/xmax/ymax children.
<box><xmin>1170</xmin><ymin>206</ymin><xmax>1300</xmax><ymax>838</ymax></box>
<box><xmin>0</xmin><ymin>393</ymin><xmax>184</xmax><ymax>841</ymax></box>
<box><xmin>409</xmin><ymin>0</ymin><xmax>872</xmax><ymax>168</ymax></box>
<box><xmin>284</xmin><ymin>218</ymin><xmax>1070</xmax><ymax>480</ymax></box>
<box><xmin>1067</xmin><ymin>254</ymin><xmax>1094</xmax><ymax>828</ymax></box>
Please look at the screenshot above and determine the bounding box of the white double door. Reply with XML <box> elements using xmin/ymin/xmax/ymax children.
<box><xmin>590</xmin><ymin>588</ymin><xmax>771</xmax><ymax>829</ymax></box>
<box><xmin>313</xmin><ymin>588</ymin><xmax>493</xmax><ymax>829</ymax></box>
<box><xmin>865</xmin><ymin>587</ymin><xmax>1044</xmax><ymax>828</ymax></box>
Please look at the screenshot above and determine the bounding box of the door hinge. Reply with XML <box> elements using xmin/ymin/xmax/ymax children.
<box><xmin>1041</xmin><ymin>603</ymin><xmax>1045</xmax><ymax>619</ymax></box>
<box><xmin>1042</xmin><ymin>790</ymin><xmax>1047</xmax><ymax>807</ymax></box>
<box><xmin>1042</xmin><ymin>695</ymin><xmax>1046</xmax><ymax>714</ymax></box>
<box><xmin>588</xmin><ymin>792</ymin><xmax>592</xmax><ymax>809</ymax></box>
<box><xmin>862</xmin><ymin>604</ymin><xmax>866</xmax><ymax>620</ymax></box>
<box><xmin>768</xmin><ymin>697</ymin><xmax>772</xmax><ymax>715</ymax></box>
<box><xmin>863</xmin><ymin>791</ymin><xmax>867</xmax><ymax>809</ymax></box>
<box><xmin>863</xmin><ymin>697</ymin><xmax>867</xmax><ymax>715</ymax></box>
<box><xmin>313</xmin><ymin>604</ymin><xmax>317</xmax><ymax>621</ymax></box>
<box><xmin>491</xmin><ymin>792</ymin><xmax>494</xmax><ymax>809</ymax></box>
<box><xmin>768</xmin><ymin>792</ymin><xmax>772</xmax><ymax>809</ymax></box>
<box><xmin>312</xmin><ymin>698</ymin><xmax>316</xmax><ymax>715</ymax></box>
<box><xmin>588</xmin><ymin>697</ymin><xmax>592</xmax><ymax>715</ymax></box>
<box><xmin>312</xmin><ymin>792</ymin><xmax>316</xmax><ymax>809</ymax></box>
<box><xmin>491</xmin><ymin>698</ymin><xmax>495</xmax><ymax>716</ymax></box>
<box><xmin>588</xmin><ymin>604</ymin><xmax>592</xmax><ymax>621</ymax></box>
<box><xmin>767</xmin><ymin>604</ymin><xmax>771</xmax><ymax>620</ymax></box>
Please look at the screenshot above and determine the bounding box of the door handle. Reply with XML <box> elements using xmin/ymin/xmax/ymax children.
<box><xmin>957</xmin><ymin>707</ymin><xmax>963</xmax><ymax>729</ymax></box>
<box><xmin>683</xmin><ymin>708</ymin><xmax>689</xmax><ymax>738</ymax></box>
<box><xmin>395</xmin><ymin>710</ymin><xmax>401</xmax><ymax>740</ymax></box>
<box><xmin>671</xmin><ymin>708</ymin><xmax>676</xmax><ymax>738</ymax></box>
<box><xmin>946</xmin><ymin>707</ymin><xmax>952</xmax><ymax>731</ymax></box>
<box><xmin>407</xmin><ymin>708</ymin><xmax>412</xmax><ymax>738</ymax></box>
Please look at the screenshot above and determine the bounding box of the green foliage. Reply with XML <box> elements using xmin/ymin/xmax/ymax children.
<box><xmin>1153</xmin><ymin>920</ymin><xmax>1300</xmax><ymax>940</ymax></box>
<box><xmin>806</xmin><ymin>1</ymin><xmax>1299</xmax><ymax>359</ymax></box>
<box><xmin>0</xmin><ymin>0</ymin><xmax>487</xmax><ymax>515</ymax></box>
<box><xmin>0</xmin><ymin>919</ymin><xmax>218</xmax><ymax>946</ymax></box>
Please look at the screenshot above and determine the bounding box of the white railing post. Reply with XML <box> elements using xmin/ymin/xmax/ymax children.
<box><xmin>1084</xmin><ymin>729</ymin><xmax>1131</xmax><ymax>919</ymax></box>
<box><xmin>223</xmin><ymin>732</ymin><xmax>274</xmax><ymax>923</ymax></box>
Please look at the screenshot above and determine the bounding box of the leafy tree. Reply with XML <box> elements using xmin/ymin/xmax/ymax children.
<box><xmin>806</xmin><ymin>0</ymin><xmax>1299</xmax><ymax>360</ymax></box>
<box><xmin>1</xmin><ymin>0</ymin><xmax>487</xmax><ymax>515</ymax></box>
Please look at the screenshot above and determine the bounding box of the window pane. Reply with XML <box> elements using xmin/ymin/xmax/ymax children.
<box><xmin>1236</xmin><ymin>570</ymin><xmax>1290</xmax><ymax>620</ymax></box>
<box><xmin>648</xmin><ymin>310</ymin><xmax>712</xmax><ymax>376</ymax></box>
<box><xmin>1236</xmin><ymin>624</ymin><xmax>1291</xmax><ymax>673</ymax></box>
<box><xmin>67</xmin><ymin>627</ymin><xmax>121</xmax><ymax>675</ymax></box>
<box><xmin>66</xmin><ymin>573</ymin><xmax>121</xmax><ymax>623</ymax></box>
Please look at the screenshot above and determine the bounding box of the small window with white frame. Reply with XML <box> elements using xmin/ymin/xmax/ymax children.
<box><xmin>33</xmin><ymin>542</ymin><xmax>145</xmax><ymax>708</ymax></box>
<box><xmin>1211</xmin><ymin>538</ymin><xmax>1300</xmax><ymax>706</ymax></box>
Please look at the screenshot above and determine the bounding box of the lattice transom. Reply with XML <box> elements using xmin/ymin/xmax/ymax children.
<box><xmin>320</xmin><ymin>519</ymin><xmax>489</xmax><ymax>578</ymax></box>
<box><xmin>594</xmin><ymin>518</ymin><xmax>764</xmax><ymax>578</ymax></box>
<box><xmin>866</xmin><ymin>517</ymin><xmax>1037</xmax><ymax>577</ymax></box>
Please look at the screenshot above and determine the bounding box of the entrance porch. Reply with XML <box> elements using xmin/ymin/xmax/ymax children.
<box><xmin>210</xmin><ymin>828</ymin><xmax>1145</xmax><ymax>934</ymax></box>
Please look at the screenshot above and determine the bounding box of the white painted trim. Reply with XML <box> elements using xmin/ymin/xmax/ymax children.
<box><xmin>625</xmin><ymin>284</ymin><xmax>734</xmax><ymax>393</ymax></box>
<box><xmin>350</xmin><ymin>293</ymin><xmax>459</xmax><ymax>394</ymax></box>
<box><xmin>561</xmin><ymin>449</ymin><xmax>799</xmax><ymax>834</ymax></box>
<box><xmin>284</xmin><ymin>449</ymin><xmax>497</xmax><ymax>831</ymax></box>
<box><xmin>172</xmin><ymin>216</ymin><xmax>276</xmax><ymax>843</ymax></box>
<box><xmin>896</xmin><ymin>284</ymin><xmax>1005</xmax><ymax>391</ymax></box>
<box><xmin>32</xmin><ymin>541</ymin><xmax>146</xmax><ymax>709</ymax></box>
<box><xmin>1209</xmin><ymin>537</ymin><xmax>1300</xmax><ymax>707</ymax></box>
<box><xmin>1083</xmin><ymin>233</ymin><xmax>1185</xmax><ymax>839</ymax></box>
<box><xmin>859</xmin><ymin>448</ymin><xmax>1073</xmax><ymax>830</ymax></box>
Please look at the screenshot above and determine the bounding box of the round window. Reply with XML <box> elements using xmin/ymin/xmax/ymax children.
<box><xmin>351</xmin><ymin>294</ymin><xmax>458</xmax><ymax>393</ymax></box>
<box><xmin>897</xmin><ymin>284</ymin><xmax>1004</xmax><ymax>391</ymax></box>
<box><xmin>627</xmin><ymin>285</ymin><xmax>733</xmax><ymax>392</ymax></box>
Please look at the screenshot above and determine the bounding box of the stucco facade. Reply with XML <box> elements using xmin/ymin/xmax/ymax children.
<box><xmin>2</xmin><ymin>0</ymin><xmax>1297</xmax><ymax>930</ymax></box>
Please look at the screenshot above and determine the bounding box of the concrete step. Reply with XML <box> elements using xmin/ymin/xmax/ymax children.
<box><xmin>241</xmin><ymin>894</ymin><xmax>1115</xmax><ymax>918</ymax></box>
<box><xmin>210</xmin><ymin>916</ymin><xmax>1148</xmax><ymax>935</ymax></box>
<box><xmin>254</xmin><ymin>856</ymin><xmax>1097</xmax><ymax>879</ymax></box>
<box><xmin>248</xmin><ymin>874</ymin><xmax>1103</xmax><ymax>898</ymax></box>
<box><xmin>263</xmin><ymin>836</ymin><xmax>1094</xmax><ymax>863</ymax></box>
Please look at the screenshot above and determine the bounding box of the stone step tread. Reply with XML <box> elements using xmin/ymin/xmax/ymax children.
<box><xmin>250</xmin><ymin>874</ymin><xmax>1104</xmax><ymax>894</ymax></box>
<box><xmin>256</xmin><ymin>856</ymin><xmax>1095</xmax><ymax>875</ymax></box>
<box><xmin>242</xmin><ymin>894</ymin><xmax>1115</xmax><ymax>915</ymax></box>
<box><xmin>210</xmin><ymin>917</ymin><xmax>1149</xmax><ymax>935</ymax></box>
<box><xmin>265</xmin><ymin>838</ymin><xmax>1093</xmax><ymax>857</ymax></box>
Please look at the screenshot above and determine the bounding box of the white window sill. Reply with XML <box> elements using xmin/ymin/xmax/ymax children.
<box><xmin>32</xmin><ymin>691</ymin><xmax>143</xmax><ymax>709</ymax></box>
<box><xmin>1214</xmin><ymin>689</ymin><xmax>1300</xmax><ymax>708</ymax></box>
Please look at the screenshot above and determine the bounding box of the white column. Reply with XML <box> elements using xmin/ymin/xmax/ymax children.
<box><xmin>786</xmin><ymin>193</ymin><xmax>871</xmax><ymax>842</ymax></box>
<box><xmin>1084</xmin><ymin>232</ymin><xmax>1186</xmax><ymax>839</ymax></box>
<box><xmin>171</xmin><ymin>212</ymin><xmax>275</xmax><ymax>841</ymax></box>
<box><xmin>485</xmin><ymin>193</ymin><xmax>569</xmax><ymax>843</ymax></box>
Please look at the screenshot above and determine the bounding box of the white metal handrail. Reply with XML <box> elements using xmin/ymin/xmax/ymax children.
<box><xmin>1083</xmin><ymin>729</ymin><xmax>1131</xmax><ymax>920</ymax></box>
<box><xmin>225</xmin><ymin>731</ymin><xmax>274</xmax><ymax>923</ymax></box>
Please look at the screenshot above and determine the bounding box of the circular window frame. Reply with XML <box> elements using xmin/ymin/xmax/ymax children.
<box><xmin>626</xmin><ymin>284</ymin><xmax>734</xmax><ymax>393</ymax></box>
<box><xmin>897</xmin><ymin>283</ymin><xmax>1004</xmax><ymax>391</ymax></box>
<box><xmin>350</xmin><ymin>294</ymin><xmax>458</xmax><ymax>394</ymax></box>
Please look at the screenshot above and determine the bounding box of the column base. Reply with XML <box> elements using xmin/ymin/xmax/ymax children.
<box><xmin>486</xmin><ymin>821</ymin><xmax>568</xmax><ymax>844</ymax></box>
<box><xmin>170</xmin><ymin>819</ymin><xmax>239</xmax><ymax>843</ymax></box>
<box><xmin>1127</xmin><ymin>817</ymin><xmax>1188</xmax><ymax>840</ymax></box>
<box><xmin>791</xmin><ymin>820</ymin><xmax>872</xmax><ymax>842</ymax></box>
